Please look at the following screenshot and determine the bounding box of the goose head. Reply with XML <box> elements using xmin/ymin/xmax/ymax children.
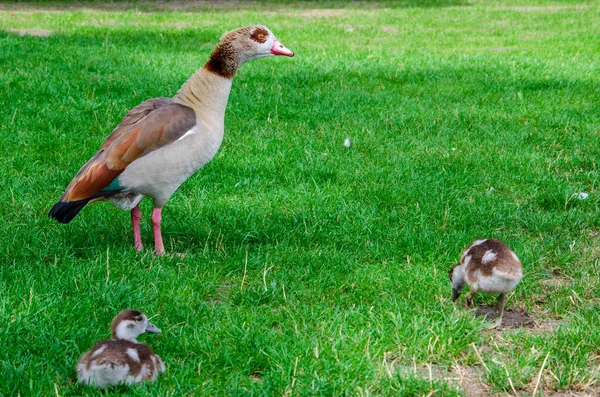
<box><xmin>205</xmin><ymin>25</ymin><xmax>294</xmax><ymax>78</ymax></box>
<box><xmin>111</xmin><ymin>309</ymin><xmax>161</xmax><ymax>342</ymax></box>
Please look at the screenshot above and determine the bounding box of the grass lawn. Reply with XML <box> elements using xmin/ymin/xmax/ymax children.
<box><xmin>1</xmin><ymin>0</ymin><xmax>599</xmax><ymax>395</ymax></box>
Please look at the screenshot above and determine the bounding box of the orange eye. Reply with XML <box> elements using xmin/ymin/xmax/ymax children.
<box><xmin>257</xmin><ymin>34</ymin><xmax>265</xmax><ymax>41</ymax></box>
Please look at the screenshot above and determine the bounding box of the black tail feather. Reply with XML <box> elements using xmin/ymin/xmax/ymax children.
<box><xmin>49</xmin><ymin>199</ymin><xmax>90</xmax><ymax>224</ymax></box>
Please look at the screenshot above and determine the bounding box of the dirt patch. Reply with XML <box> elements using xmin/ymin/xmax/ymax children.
<box><xmin>0</xmin><ymin>1</ymin><xmax>382</xmax><ymax>12</ymax></box>
<box><xmin>475</xmin><ymin>305</ymin><xmax>535</xmax><ymax>328</ymax></box>
<box><xmin>6</xmin><ymin>28</ymin><xmax>53</xmax><ymax>37</ymax></box>
<box><xmin>390</xmin><ymin>357</ymin><xmax>598</xmax><ymax>396</ymax></box>
<box><xmin>488</xmin><ymin>46</ymin><xmax>517</xmax><ymax>52</ymax></box>
<box><xmin>273</xmin><ymin>8</ymin><xmax>349</xmax><ymax>18</ymax></box>
<box><xmin>491</xmin><ymin>5</ymin><xmax>591</xmax><ymax>12</ymax></box>
<box><xmin>162</xmin><ymin>22</ymin><xmax>191</xmax><ymax>29</ymax></box>
<box><xmin>452</xmin><ymin>365</ymin><xmax>489</xmax><ymax>397</ymax></box>
<box><xmin>207</xmin><ymin>282</ymin><xmax>232</xmax><ymax>304</ymax></box>
<box><xmin>545</xmin><ymin>388</ymin><xmax>600</xmax><ymax>397</ymax></box>
<box><xmin>381</xmin><ymin>26</ymin><xmax>399</xmax><ymax>33</ymax></box>
<box><xmin>393</xmin><ymin>361</ymin><xmax>598</xmax><ymax>396</ymax></box>
<box><xmin>0</xmin><ymin>1</ymin><xmax>245</xmax><ymax>11</ymax></box>
<box><xmin>540</xmin><ymin>277</ymin><xmax>571</xmax><ymax>288</ymax></box>
<box><xmin>393</xmin><ymin>363</ymin><xmax>489</xmax><ymax>396</ymax></box>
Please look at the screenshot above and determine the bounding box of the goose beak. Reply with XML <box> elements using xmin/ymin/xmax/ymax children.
<box><xmin>145</xmin><ymin>322</ymin><xmax>162</xmax><ymax>334</ymax></box>
<box><xmin>271</xmin><ymin>38</ymin><xmax>294</xmax><ymax>57</ymax></box>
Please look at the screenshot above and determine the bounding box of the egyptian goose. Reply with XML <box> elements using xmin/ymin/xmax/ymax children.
<box><xmin>49</xmin><ymin>25</ymin><xmax>294</xmax><ymax>254</ymax></box>
<box><xmin>76</xmin><ymin>309</ymin><xmax>164</xmax><ymax>388</ymax></box>
<box><xmin>449</xmin><ymin>238</ymin><xmax>523</xmax><ymax>328</ymax></box>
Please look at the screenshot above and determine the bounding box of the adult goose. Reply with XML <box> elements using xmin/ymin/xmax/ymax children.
<box><xmin>49</xmin><ymin>25</ymin><xmax>294</xmax><ymax>255</ymax></box>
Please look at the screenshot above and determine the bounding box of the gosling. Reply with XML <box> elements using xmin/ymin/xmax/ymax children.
<box><xmin>449</xmin><ymin>239</ymin><xmax>523</xmax><ymax>328</ymax></box>
<box><xmin>76</xmin><ymin>309</ymin><xmax>165</xmax><ymax>387</ymax></box>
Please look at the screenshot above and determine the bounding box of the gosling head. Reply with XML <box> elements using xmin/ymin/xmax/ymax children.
<box><xmin>111</xmin><ymin>309</ymin><xmax>161</xmax><ymax>342</ymax></box>
<box><xmin>448</xmin><ymin>263</ymin><xmax>465</xmax><ymax>302</ymax></box>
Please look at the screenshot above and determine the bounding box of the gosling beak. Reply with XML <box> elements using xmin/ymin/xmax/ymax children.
<box><xmin>145</xmin><ymin>322</ymin><xmax>162</xmax><ymax>334</ymax></box>
<box><xmin>451</xmin><ymin>288</ymin><xmax>461</xmax><ymax>302</ymax></box>
<box><xmin>271</xmin><ymin>38</ymin><xmax>294</xmax><ymax>57</ymax></box>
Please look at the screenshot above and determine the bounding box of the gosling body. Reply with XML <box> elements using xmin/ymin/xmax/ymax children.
<box><xmin>449</xmin><ymin>239</ymin><xmax>523</xmax><ymax>328</ymax></box>
<box><xmin>77</xmin><ymin>309</ymin><xmax>164</xmax><ymax>388</ymax></box>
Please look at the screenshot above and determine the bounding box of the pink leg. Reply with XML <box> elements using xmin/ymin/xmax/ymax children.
<box><xmin>131</xmin><ymin>204</ymin><xmax>143</xmax><ymax>252</ymax></box>
<box><xmin>151</xmin><ymin>207</ymin><xmax>165</xmax><ymax>256</ymax></box>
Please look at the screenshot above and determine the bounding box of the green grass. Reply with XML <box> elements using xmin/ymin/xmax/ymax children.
<box><xmin>1</xmin><ymin>1</ymin><xmax>599</xmax><ymax>395</ymax></box>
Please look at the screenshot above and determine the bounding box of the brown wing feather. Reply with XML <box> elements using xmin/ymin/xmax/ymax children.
<box><xmin>98</xmin><ymin>97</ymin><xmax>173</xmax><ymax>151</ymax></box>
<box><xmin>61</xmin><ymin>98</ymin><xmax>196</xmax><ymax>202</ymax></box>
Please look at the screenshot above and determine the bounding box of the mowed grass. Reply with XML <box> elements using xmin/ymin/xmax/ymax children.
<box><xmin>1</xmin><ymin>1</ymin><xmax>599</xmax><ymax>395</ymax></box>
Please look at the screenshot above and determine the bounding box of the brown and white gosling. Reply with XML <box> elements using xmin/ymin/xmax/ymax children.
<box><xmin>76</xmin><ymin>309</ymin><xmax>165</xmax><ymax>388</ymax></box>
<box><xmin>449</xmin><ymin>239</ymin><xmax>523</xmax><ymax>328</ymax></box>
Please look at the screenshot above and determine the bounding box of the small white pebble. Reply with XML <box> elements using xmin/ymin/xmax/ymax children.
<box><xmin>343</xmin><ymin>138</ymin><xmax>351</xmax><ymax>148</ymax></box>
<box><xmin>576</xmin><ymin>192</ymin><xmax>589</xmax><ymax>200</ymax></box>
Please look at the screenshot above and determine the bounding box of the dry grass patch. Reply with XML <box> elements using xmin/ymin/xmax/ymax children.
<box><xmin>6</xmin><ymin>28</ymin><xmax>53</xmax><ymax>36</ymax></box>
<box><xmin>388</xmin><ymin>361</ymin><xmax>490</xmax><ymax>396</ymax></box>
<box><xmin>490</xmin><ymin>5</ymin><xmax>591</xmax><ymax>12</ymax></box>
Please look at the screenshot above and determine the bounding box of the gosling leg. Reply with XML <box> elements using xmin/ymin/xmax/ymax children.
<box><xmin>465</xmin><ymin>288</ymin><xmax>478</xmax><ymax>308</ymax></box>
<box><xmin>487</xmin><ymin>293</ymin><xmax>506</xmax><ymax>329</ymax></box>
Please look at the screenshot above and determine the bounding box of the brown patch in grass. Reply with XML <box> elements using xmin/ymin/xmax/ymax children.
<box><xmin>381</xmin><ymin>26</ymin><xmax>398</xmax><ymax>33</ymax></box>
<box><xmin>488</xmin><ymin>46</ymin><xmax>517</xmax><ymax>52</ymax></box>
<box><xmin>491</xmin><ymin>5</ymin><xmax>591</xmax><ymax>12</ymax></box>
<box><xmin>540</xmin><ymin>277</ymin><xmax>571</xmax><ymax>288</ymax></box>
<box><xmin>452</xmin><ymin>365</ymin><xmax>490</xmax><ymax>397</ymax></box>
<box><xmin>0</xmin><ymin>1</ymin><xmax>245</xmax><ymax>12</ymax></box>
<box><xmin>207</xmin><ymin>282</ymin><xmax>232</xmax><ymax>304</ymax></box>
<box><xmin>581</xmin><ymin>232</ymin><xmax>600</xmax><ymax>261</ymax></box>
<box><xmin>392</xmin><ymin>362</ymin><xmax>490</xmax><ymax>396</ymax></box>
<box><xmin>545</xmin><ymin>390</ymin><xmax>600</xmax><ymax>397</ymax></box>
<box><xmin>7</xmin><ymin>28</ymin><xmax>53</xmax><ymax>37</ymax></box>
<box><xmin>389</xmin><ymin>355</ymin><xmax>597</xmax><ymax>396</ymax></box>
<box><xmin>274</xmin><ymin>8</ymin><xmax>348</xmax><ymax>18</ymax></box>
<box><xmin>475</xmin><ymin>305</ymin><xmax>535</xmax><ymax>328</ymax></box>
<box><xmin>162</xmin><ymin>22</ymin><xmax>190</xmax><ymax>29</ymax></box>
<box><xmin>249</xmin><ymin>372</ymin><xmax>263</xmax><ymax>383</ymax></box>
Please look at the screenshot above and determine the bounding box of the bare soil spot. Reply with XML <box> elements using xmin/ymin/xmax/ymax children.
<box><xmin>0</xmin><ymin>1</ymin><xmax>245</xmax><ymax>11</ymax></box>
<box><xmin>544</xmin><ymin>388</ymin><xmax>600</xmax><ymax>397</ymax></box>
<box><xmin>491</xmin><ymin>5</ymin><xmax>591</xmax><ymax>12</ymax></box>
<box><xmin>207</xmin><ymin>282</ymin><xmax>232</xmax><ymax>304</ymax></box>
<box><xmin>393</xmin><ymin>363</ymin><xmax>490</xmax><ymax>396</ymax></box>
<box><xmin>475</xmin><ymin>305</ymin><xmax>535</xmax><ymax>328</ymax></box>
<box><xmin>249</xmin><ymin>372</ymin><xmax>263</xmax><ymax>383</ymax></box>
<box><xmin>275</xmin><ymin>8</ymin><xmax>348</xmax><ymax>18</ymax></box>
<box><xmin>452</xmin><ymin>365</ymin><xmax>489</xmax><ymax>397</ymax></box>
<box><xmin>488</xmin><ymin>46</ymin><xmax>517</xmax><ymax>52</ymax></box>
<box><xmin>532</xmin><ymin>317</ymin><xmax>568</xmax><ymax>334</ymax></box>
<box><xmin>162</xmin><ymin>22</ymin><xmax>191</xmax><ymax>29</ymax></box>
<box><xmin>7</xmin><ymin>28</ymin><xmax>53</xmax><ymax>37</ymax></box>
<box><xmin>540</xmin><ymin>277</ymin><xmax>571</xmax><ymax>288</ymax></box>
<box><xmin>1</xmin><ymin>1</ymin><xmax>384</xmax><ymax>13</ymax></box>
<box><xmin>393</xmin><ymin>361</ymin><xmax>598</xmax><ymax>396</ymax></box>
<box><xmin>381</xmin><ymin>25</ymin><xmax>399</xmax><ymax>33</ymax></box>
